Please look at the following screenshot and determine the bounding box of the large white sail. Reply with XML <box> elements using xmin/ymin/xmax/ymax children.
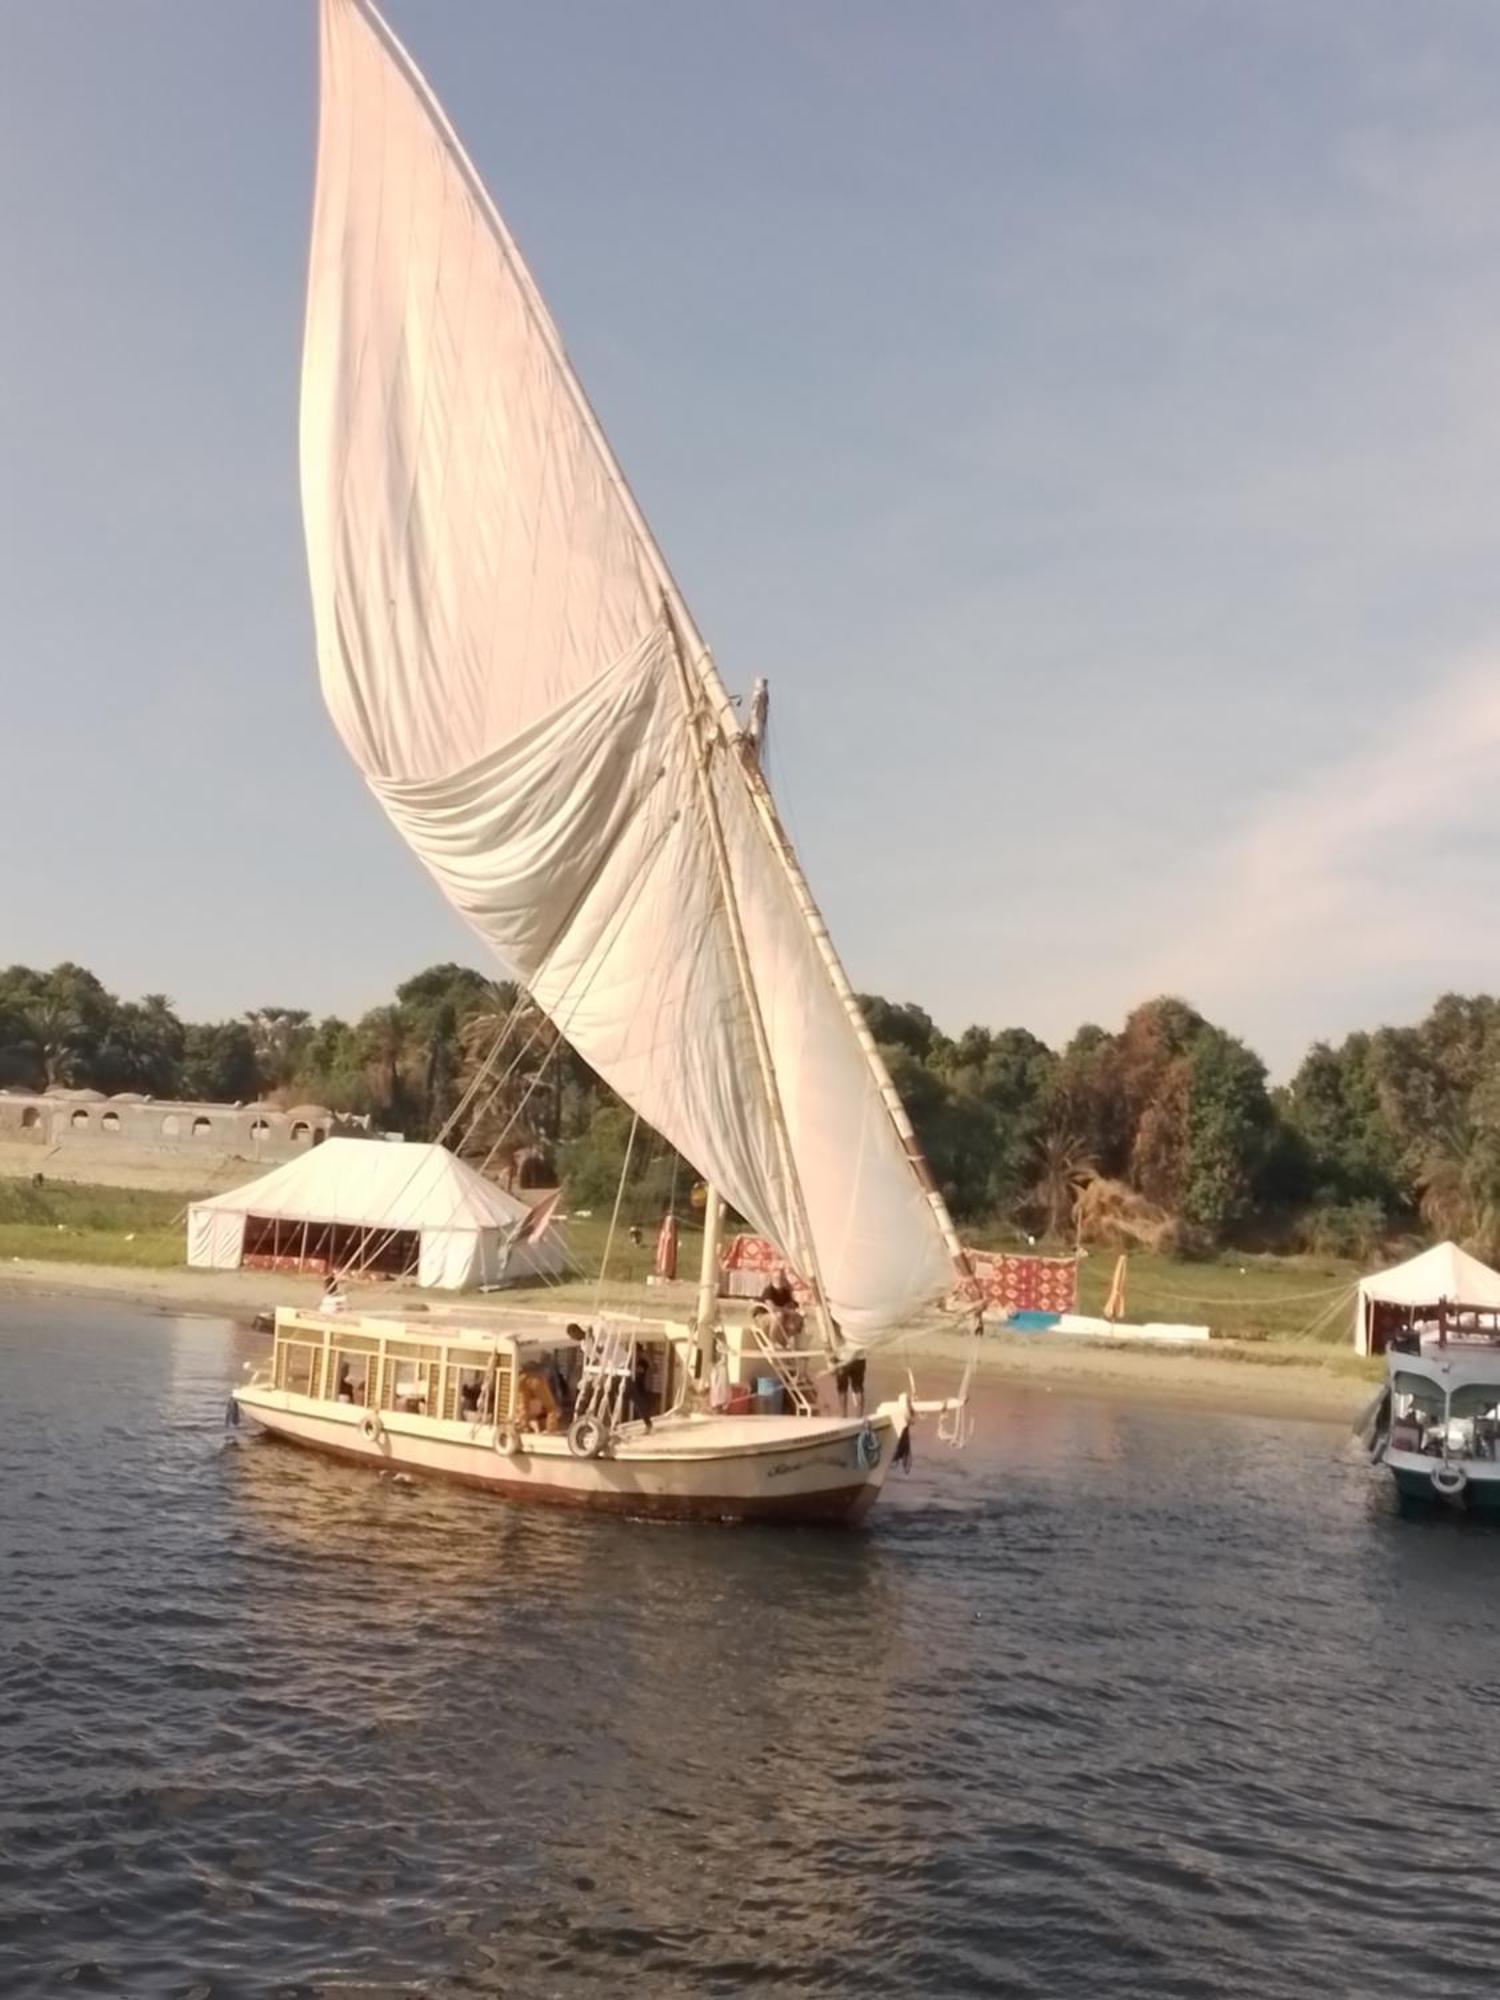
<box><xmin>301</xmin><ymin>0</ymin><xmax>961</xmax><ymax>1342</ymax></box>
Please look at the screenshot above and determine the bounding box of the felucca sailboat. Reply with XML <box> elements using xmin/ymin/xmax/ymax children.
<box><xmin>233</xmin><ymin>0</ymin><xmax>978</xmax><ymax>1522</ymax></box>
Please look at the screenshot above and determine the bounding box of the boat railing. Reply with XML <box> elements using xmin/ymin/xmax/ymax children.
<box><xmin>1433</xmin><ymin>1301</ymin><xmax>1500</xmax><ymax>1347</ymax></box>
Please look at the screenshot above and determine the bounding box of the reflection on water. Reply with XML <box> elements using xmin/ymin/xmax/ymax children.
<box><xmin>3</xmin><ymin>1298</ymin><xmax>1500</xmax><ymax>1997</ymax></box>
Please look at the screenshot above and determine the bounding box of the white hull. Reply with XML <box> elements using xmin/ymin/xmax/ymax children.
<box><xmin>234</xmin><ymin>1385</ymin><xmax>897</xmax><ymax>1525</ymax></box>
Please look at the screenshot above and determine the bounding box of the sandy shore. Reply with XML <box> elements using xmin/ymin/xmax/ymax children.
<box><xmin>0</xmin><ymin>1258</ymin><xmax>1378</xmax><ymax>1423</ymax></box>
<box><xmin>899</xmin><ymin>1328</ymin><xmax>1377</xmax><ymax>1422</ymax></box>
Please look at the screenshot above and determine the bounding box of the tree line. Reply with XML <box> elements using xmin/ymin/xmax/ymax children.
<box><xmin>3</xmin><ymin>960</ymin><xmax>1496</xmax><ymax>1258</ymax></box>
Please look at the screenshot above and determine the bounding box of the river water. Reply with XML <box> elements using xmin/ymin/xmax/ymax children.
<box><xmin>3</xmin><ymin>1299</ymin><xmax>1500</xmax><ymax>1998</ymax></box>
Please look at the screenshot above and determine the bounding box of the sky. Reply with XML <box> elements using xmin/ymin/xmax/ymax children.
<box><xmin>4</xmin><ymin>1</ymin><xmax>1500</xmax><ymax>1078</ymax></box>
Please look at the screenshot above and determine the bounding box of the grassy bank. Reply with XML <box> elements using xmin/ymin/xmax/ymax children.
<box><xmin>0</xmin><ymin>1179</ymin><xmax>189</xmax><ymax>1269</ymax></box>
<box><xmin>1071</xmin><ymin>1249</ymin><xmax>1360</xmax><ymax>1344</ymax></box>
<box><xmin>0</xmin><ymin>1176</ymin><xmax>1364</xmax><ymax>1348</ymax></box>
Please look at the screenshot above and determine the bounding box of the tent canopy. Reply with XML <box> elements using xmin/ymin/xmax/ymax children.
<box><xmin>187</xmin><ymin>1137</ymin><xmax>564</xmax><ymax>1290</ymax></box>
<box><xmin>1354</xmin><ymin>1240</ymin><xmax>1500</xmax><ymax>1353</ymax></box>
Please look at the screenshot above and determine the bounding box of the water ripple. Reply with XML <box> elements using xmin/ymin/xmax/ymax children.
<box><xmin>4</xmin><ymin>1300</ymin><xmax>1500</xmax><ymax>1996</ymax></box>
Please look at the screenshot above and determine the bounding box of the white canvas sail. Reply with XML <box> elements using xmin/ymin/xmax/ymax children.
<box><xmin>301</xmin><ymin>0</ymin><xmax>962</xmax><ymax>1342</ymax></box>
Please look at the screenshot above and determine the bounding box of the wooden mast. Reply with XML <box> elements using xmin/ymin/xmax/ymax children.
<box><xmin>693</xmin><ymin>1185</ymin><xmax>725</xmax><ymax>1390</ymax></box>
<box><xmin>662</xmin><ymin>606</ymin><xmax>839</xmax><ymax>1359</ymax></box>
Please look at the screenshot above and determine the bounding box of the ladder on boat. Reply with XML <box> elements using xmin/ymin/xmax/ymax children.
<box><xmin>575</xmin><ymin>1324</ymin><xmax>639</xmax><ymax>1429</ymax></box>
<box><xmin>743</xmin><ymin>1316</ymin><xmax>816</xmax><ymax>1416</ymax></box>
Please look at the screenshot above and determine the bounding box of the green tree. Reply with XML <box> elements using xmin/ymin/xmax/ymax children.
<box><xmin>96</xmin><ymin>993</ymin><xmax>186</xmax><ymax>1095</ymax></box>
<box><xmin>938</xmin><ymin>1024</ymin><xmax>1057</xmax><ymax>1216</ymax></box>
<box><xmin>857</xmin><ymin>995</ymin><xmax>945</xmax><ymax>1066</ymax></box>
<box><xmin>289</xmin><ymin>1017</ymin><xmax>373</xmax><ymax>1115</ymax></box>
<box><xmin>395</xmin><ymin>962</ymin><xmax>504</xmax><ymax>1134</ymax></box>
<box><xmin>243</xmin><ymin>1007</ymin><xmax>312</xmax><ymax>1092</ymax></box>
<box><xmin>1281</xmin><ymin>1034</ymin><xmax>1403</xmax><ymax>1211</ymax></box>
<box><xmin>1047</xmin><ymin>1024</ymin><xmax>1129</xmax><ymax>1178</ymax></box>
<box><xmin>1180</xmin><ymin>1031</ymin><xmax>1275</xmax><ymax>1238</ymax></box>
<box><xmin>180</xmin><ymin>1021</ymin><xmax>260</xmax><ymax>1102</ymax></box>
<box><xmin>0</xmin><ymin>963</ymin><xmax>115</xmax><ymax>1089</ymax></box>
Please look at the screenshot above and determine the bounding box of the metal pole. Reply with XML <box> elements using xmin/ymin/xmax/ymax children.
<box><xmin>693</xmin><ymin>1184</ymin><xmax>724</xmax><ymax>1389</ymax></box>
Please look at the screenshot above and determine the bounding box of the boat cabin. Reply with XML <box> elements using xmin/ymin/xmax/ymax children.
<box><xmin>267</xmin><ymin>1299</ymin><xmax>841</xmax><ymax>1433</ymax></box>
<box><xmin>269</xmin><ymin>1307</ymin><xmax>691</xmax><ymax>1431</ymax></box>
<box><xmin>1387</xmin><ymin>1304</ymin><xmax>1500</xmax><ymax>1462</ymax></box>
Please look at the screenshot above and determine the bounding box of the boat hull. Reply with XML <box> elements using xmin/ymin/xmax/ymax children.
<box><xmin>233</xmin><ymin>1389</ymin><xmax>895</xmax><ymax>1525</ymax></box>
<box><xmin>1388</xmin><ymin>1458</ymin><xmax>1500</xmax><ymax>1511</ymax></box>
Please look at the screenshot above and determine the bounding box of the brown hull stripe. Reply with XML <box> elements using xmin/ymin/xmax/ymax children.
<box><xmin>258</xmin><ymin>1427</ymin><xmax>879</xmax><ymax>1525</ymax></box>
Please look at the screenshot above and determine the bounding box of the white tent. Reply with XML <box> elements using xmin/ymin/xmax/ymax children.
<box><xmin>187</xmin><ymin>1137</ymin><xmax>566</xmax><ymax>1291</ymax></box>
<box><xmin>1353</xmin><ymin>1240</ymin><xmax>1500</xmax><ymax>1353</ymax></box>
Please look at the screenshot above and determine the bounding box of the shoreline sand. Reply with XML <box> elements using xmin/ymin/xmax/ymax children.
<box><xmin>0</xmin><ymin>1258</ymin><xmax>1377</xmax><ymax>1424</ymax></box>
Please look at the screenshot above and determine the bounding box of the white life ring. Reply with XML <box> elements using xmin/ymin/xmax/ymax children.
<box><xmin>493</xmin><ymin>1420</ymin><xmax>523</xmax><ymax>1456</ymax></box>
<box><xmin>359</xmin><ymin>1410</ymin><xmax>385</xmax><ymax>1446</ymax></box>
<box><xmin>568</xmin><ymin>1415</ymin><xmax>607</xmax><ymax>1460</ymax></box>
<box><xmin>1432</xmin><ymin>1462</ymin><xmax>1468</xmax><ymax>1500</ymax></box>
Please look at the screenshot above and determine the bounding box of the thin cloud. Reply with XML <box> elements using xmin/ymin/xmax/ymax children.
<box><xmin>1136</xmin><ymin>653</ymin><xmax>1500</xmax><ymax>1036</ymax></box>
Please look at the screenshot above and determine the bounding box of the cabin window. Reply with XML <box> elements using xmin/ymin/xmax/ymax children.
<box><xmin>192</xmin><ymin>1116</ymin><xmax>213</xmax><ymax>1138</ymax></box>
<box><xmin>1391</xmin><ymin>1369</ymin><xmax>1445</xmax><ymax>1453</ymax></box>
<box><xmin>1448</xmin><ymin>1383</ymin><xmax>1500</xmax><ymax>1420</ymax></box>
<box><xmin>1392</xmin><ymin>1371</ymin><xmax>1444</xmax><ymax>1421</ymax></box>
<box><xmin>328</xmin><ymin>1347</ymin><xmax>371</xmax><ymax>1405</ymax></box>
<box><xmin>448</xmin><ymin>1364</ymin><xmax>491</xmax><ymax>1422</ymax></box>
<box><xmin>276</xmin><ymin>1340</ymin><xmax>322</xmax><ymax>1397</ymax></box>
<box><xmin>70</xmin><ymin>1109</ymin><xmax>89</xmax><ymax>1129</ymax></box>
<box><xmin>390</xmin><ymin>1359</ymin><xmax>433</xmax><ymax>1414</ymax></box>
<box><xmin>291</xmin><ymin>1121</ymin><xmax>310</xmax><ymax>1142</ymax></box>
<box><xmin>101</xmin><ymin>1111</ymin><xmax>120</xmax><ymax>1134</ymax></box>
<box><xmin>161</xmin><ymin>1114</ymin><xmax>180</xmax><ymax>1138</ymax></box>
<box><xmin>249</xmin><ymin>1118</ymin><xmax>271</xmax><ymax>1141</ymax></box>
<box><xmin>20</xmin><ymin>1106</ymin><xmax>40</xmax><ymax>1130</ymax></box>
<box><xmin>1446</xmin><ymin>1383</ymin><xmax>1500</xmax><ymax>1460</ymax></box>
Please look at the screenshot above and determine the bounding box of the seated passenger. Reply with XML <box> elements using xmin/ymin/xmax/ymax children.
<box><xmin>517</xmin><ymin>1366</ymin><xmax>563</xmax><ymax>1433</ymax></box>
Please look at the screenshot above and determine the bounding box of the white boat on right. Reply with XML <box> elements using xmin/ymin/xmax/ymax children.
<box><xmin>1363</xmin><ymin>1303</ymin><xmax>1500</xmax><ymax>1511</ymax></box>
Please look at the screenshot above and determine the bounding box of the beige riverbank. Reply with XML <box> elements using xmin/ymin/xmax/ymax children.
<box><xmin>0</xmin><ymin>1257</ymin><xmax>1376</xmax><ymax>1423</ymax></box>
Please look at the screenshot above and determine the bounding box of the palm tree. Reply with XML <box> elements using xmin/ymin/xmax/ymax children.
<box><xmin>454</xmin><ymin>998</ymin><xmax>561</xmax><ymax>1179</ymax></box>
<box><xmin>356</xmin><ymin>1005</ymin><xmax>410</xmax><ymax>1123</ymax></box>
<box><xmin>1029</xmin><ymin>1131</ymin><xmax>1096</xmax><ymax>1243</ymax></box>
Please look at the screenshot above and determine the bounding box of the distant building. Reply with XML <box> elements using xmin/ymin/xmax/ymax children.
<box><xmin>0</xmin><ymin>1088</ymin><xmax>367</xmax><ymax>1164</ymax></box>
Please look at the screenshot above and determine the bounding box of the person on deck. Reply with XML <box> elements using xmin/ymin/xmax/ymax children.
<box><xmin>758</xmin><ymin>1268</ymin><xmax>803</xmax><ymax>1347</ymax></box>
<box><xmin>621</xmin><ymin>1345</ymin><xmax>654</xmax><ymax>1431</ymax></box>
<box><xmin>835</xmin><ymin>1353</ymin><xmax>867</xmax><ymax>1418</ymax></box>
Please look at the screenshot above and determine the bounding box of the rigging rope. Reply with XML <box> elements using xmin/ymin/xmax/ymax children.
<box><xmin>591</xmin><ymin>1109</ymin><xmax>641</xmax><ymax>1327</ymax></box>
<box><xmin>337</xmin><ymin>776</ymin><xmax>682</xmax><ymax>1285</ymax></box>
<box><xmin>1094</xmin><ymin>1277</ymin><xmax>1359</xmax><ymax>1313</ymax></box>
